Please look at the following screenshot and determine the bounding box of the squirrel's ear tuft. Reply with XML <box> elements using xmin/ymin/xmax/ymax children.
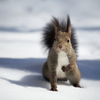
<box><xmin>52</xmin><ymin>17</ymin><xmax>60</xmax><ymax>34</ymax></box>
<box><xmin>66</xmin><ymin>15</ymin><xmax>71</xmax><ymax>36</ymax></box>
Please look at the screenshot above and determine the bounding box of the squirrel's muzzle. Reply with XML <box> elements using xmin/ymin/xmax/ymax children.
<box><xmin>59</xmin><ymin>45</ymin><xmax>62</xmax><ymax>49</ymax></box>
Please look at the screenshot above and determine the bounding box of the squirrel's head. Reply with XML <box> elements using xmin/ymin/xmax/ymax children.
<box><xmin>52</xmin><ymin>16</ymin><xmax>72</xmax><ymax>52</ymax></box>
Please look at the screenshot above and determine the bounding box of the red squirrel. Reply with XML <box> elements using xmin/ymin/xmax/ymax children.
<box><xmin>42</xmin><ymin>16</ymin><xmax>81</xmax><ymax>91</ymax></box>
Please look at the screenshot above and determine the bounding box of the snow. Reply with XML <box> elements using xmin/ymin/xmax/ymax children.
<box><xmin>0</xmin><ymin>0</ymin><xmax>100</xmax><ymax>100</ymax></box>
<box><xmin>0</xmin><ymin>58</ymin><xmax>100</xmax><ymax>100</ymax></box>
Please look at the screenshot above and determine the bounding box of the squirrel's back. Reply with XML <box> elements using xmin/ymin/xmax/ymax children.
<box><xmin>42</xmin><ymin>17</ymin><xmax>78</xmax><ymax>56</ymax></box>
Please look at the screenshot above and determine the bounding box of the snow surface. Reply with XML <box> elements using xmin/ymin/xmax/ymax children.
<box><xmin>0</xmin><ymin>0</ymin><xmax>100</xmax><ymax>100</ymax></box>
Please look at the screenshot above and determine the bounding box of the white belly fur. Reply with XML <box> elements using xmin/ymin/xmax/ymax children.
<box><xmin>56</xmin><ymin>51</ymin><xmax>69</xmax><ymax>78</ymax></box>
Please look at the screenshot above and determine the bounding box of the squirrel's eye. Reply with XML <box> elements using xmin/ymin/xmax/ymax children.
<box><xmin>67</xmin><ymin>39</ymin><xmax>69</xmax><ymax>43</ymax></box>
<box><xmin>54</xmin><ymin>38</ymin><xmax>56</xmax><ymax>41</ymax></box>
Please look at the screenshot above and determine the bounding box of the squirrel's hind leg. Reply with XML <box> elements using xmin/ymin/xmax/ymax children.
<box><xmin>67</xmin><ymin>69</ymin><xmax>81</xmax><ymax>88</ymax></box>
<box><xmin>73</xmin><ymin>84</ymin><xmax>81</xmax><ymax>88</ymax></box>
<box><xmin>42</xmin><ymin>61</ymin><xmax>50</xmax><ymax>81</ymax></box>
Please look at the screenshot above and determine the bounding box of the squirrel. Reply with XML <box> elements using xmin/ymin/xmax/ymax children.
<box><xmin>42</xmin><ymin>16</ymin><xmax>81</xmax><ymax>91</ymax></box>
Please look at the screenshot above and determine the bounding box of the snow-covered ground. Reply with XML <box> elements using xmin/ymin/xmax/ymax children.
<box><xmin>0</xmin><ymin>0</ymin><xmax>100</xmax><ymax>100</ymax></box>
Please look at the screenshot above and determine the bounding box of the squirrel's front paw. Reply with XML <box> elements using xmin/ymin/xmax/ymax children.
<box><xmin>50</xmin><ymin>87</ymin><xmax>58</xmax><ymax>91</ymax></box>
<box><xmin>50</xmin><ymin>83</ymin><xmax>58</xmax><ymax>91</ymax></box>
<box><xmin>62</xmin><ymin>64</ymin><xmax>74</xmax><ymax>72</ymax></box>
<box><xmin>62</xmin><ymin>66</ymin><xmax>67</xmax><ymax>72</ymax></box>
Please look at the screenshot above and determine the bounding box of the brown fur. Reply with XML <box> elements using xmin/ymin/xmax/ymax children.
<box><xmin>42</xmin><ymin>16</ymin><xmax>81</xmax><ymax>91</ymax></box>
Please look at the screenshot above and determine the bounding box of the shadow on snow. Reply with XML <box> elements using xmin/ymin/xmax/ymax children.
<box><xmin>0</xmin><ymin>58</ymin><xmax>100</xmax><ymax>89</ymax></box>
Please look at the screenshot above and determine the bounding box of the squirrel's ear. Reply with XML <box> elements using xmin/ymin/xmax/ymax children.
<box><xmin>66</xmin><ymin>15</ymin><xmax>71</xmax><ymax>36</ymax></box>
<box><xmin>52</xmin><ymin>17</ymin><xmax>60</xmax><ymax>35</ymax></box>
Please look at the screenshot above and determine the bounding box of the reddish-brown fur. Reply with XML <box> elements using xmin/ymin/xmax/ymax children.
<box><xmin>42</xmin><ymin>16</ymin><xmax>81</xmax><ymax>91</ymax></box>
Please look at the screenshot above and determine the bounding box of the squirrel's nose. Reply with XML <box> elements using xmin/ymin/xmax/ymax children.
<box><xmin>59</xmin><ymin>45</ymin><xmax>62</xmax><ymax>49</ymax></box>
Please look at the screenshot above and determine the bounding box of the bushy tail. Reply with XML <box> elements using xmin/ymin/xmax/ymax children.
<box><xmin>42</xmin><ymin>16</ymin><xmax>78</xmax><ymax>56</ymax></box>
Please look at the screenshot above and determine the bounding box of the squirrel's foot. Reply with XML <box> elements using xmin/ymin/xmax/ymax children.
<box><xmin>50</xmin><ymin>83</ymin><xmax>58</xmax><ymax>91</ymax></box>
<box><xmin>73</xmin><ymin>84</ymin><xmax>81</xmax><ymax>88</ymax></box>
<box><xmin>50</xmin><ymin>87</ymin><xmax>58</xmax><ymax>91</ymax></box>
<box><xmin>62</xmin><ymin>64</ymin><xmax>74</xmax><ymax>72</ymax></box>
